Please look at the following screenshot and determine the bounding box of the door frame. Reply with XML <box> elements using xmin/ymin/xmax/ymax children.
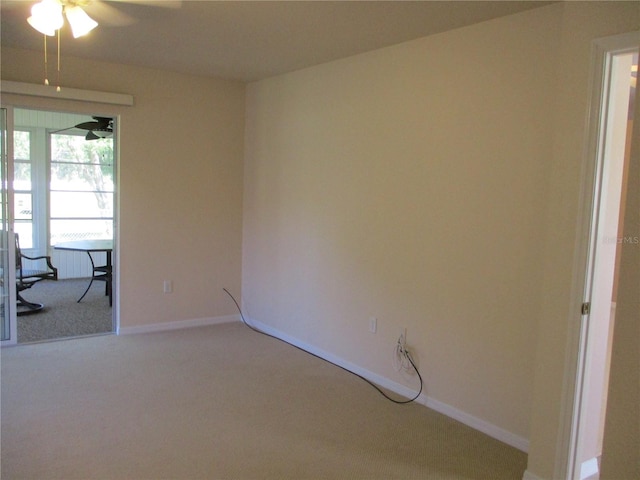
<box><xmin>0</xmin><ymin>106</ymin><xmax>17</xmax><ymax>346</ymax></box>
<box><xmin>0</xmin><ymin>101</ymin><xmax>121</xmax><ymax>345</ymax></box>
<box><xmin>561</xmin><ymin>30</ymin><xmax>639</xmax><ymax>480</ymax></box>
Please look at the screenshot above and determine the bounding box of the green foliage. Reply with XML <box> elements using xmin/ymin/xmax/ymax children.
<box><xmin>51</xmin><ymin>134</ymin><xmax>114</xmax><ymax>211</ymax></box>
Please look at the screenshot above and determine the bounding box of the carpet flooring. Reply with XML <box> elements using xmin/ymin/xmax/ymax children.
<box><xmin>17</xmin><ymin>278</ymin><xmax>113</xmax><ymax>344</ymax></box>
<box><xmin>1</xmin><ymin>322</ymin><xmax>528</xmax><ymax>479</ymax></box>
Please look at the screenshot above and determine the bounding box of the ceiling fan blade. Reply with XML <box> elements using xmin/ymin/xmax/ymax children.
<box><xmin>76</xmin><ymin>117</ymin><xmax>112</xmax><ymax>130</ymax></box>
<box><xmin>110</xmin><ymin>0</ymin><xmax>183</xmax><ymax>8</ymax></box>
<box><xmin>92</xmin><ymin>116</ymin><xmax>113</xmax><ymax>127</ymax></box>
<box><xmin>86</xmin><ymin>131</ymin><xmax>100</xmax><ymax>141</ymax></box>
<box><xmin>83</xmin><ymin>1</ymin><xmax>137</xmax><ymax>27</ymax></box>
<box><xmin>75</xmin><ymin>121</ymin><xmax>101</xmax><ymax>130</ymax></box>
<box><xmin>50</xmin><ymin>126</ymin><xmax>74</xmax><ymax>135</ymax></box>
<box><xmin>75</xmin><ymin>122</ymin><xmax>102</xmax><ymax>130</ymax></box>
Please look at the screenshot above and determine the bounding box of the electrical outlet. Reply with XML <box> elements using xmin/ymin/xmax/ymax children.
<box><xmin>163</xmin><ymin>280</ymin><xmax>173</xmax><ymax>293</ymax></box>
<box><xmin>369</xmin><ymin>317</ymin><xmax>377</xmax><ymax>334</ymax></box>
<box><xmin>398</xmin><ymin>328</ymin><xmax>407</xmax><ymax>349</ymax></box>
<box><xmin>393</xmin><ymin>329</ymin><xmax>412</xmax><ymax>372</ymax></box>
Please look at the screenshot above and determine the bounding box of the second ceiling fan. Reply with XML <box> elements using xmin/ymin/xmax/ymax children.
<box><xmin>74</xmin><ymin>116</ymin><xmax>113</xmax><ymax>140</ymax></box>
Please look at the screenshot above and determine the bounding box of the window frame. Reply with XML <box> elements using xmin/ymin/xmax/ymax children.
<box><xmin>48</xmin><ymin>130</ymin><xmax>115</xmax><ymax>246</ymax></box>
<box><xmin>12</xmin><ymin>127</ymin><xmax>45</xmax><ymax>252</ymax></box>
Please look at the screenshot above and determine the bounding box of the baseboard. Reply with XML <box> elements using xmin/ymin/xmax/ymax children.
<box><xmin>248</xmin><ymin>316</ymin><xmax>422</xmax><ymax>396</ymax></box>
<box><xmin>118</xmin><ymin>314</ymin><xmax>240</xmax><ymax>335</ymax></box>
<box><xmin>247</xmin><ymin>316</ymin><xmax>529</xmax><ymax>453</ymax></box>
<box><xmin>522</xmin><ymin>470</ymin><xmax>546</xmax><ymax>480</ymax></box>
<box><xmin>423</xmin><ymin>396</ymin><xmax>530</xmax><ymax>452</ymax></box>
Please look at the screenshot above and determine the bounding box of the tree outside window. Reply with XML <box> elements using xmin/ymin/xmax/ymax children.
<box><xmin>50</xmin><ymin>133</ymin><xmax>114</xmax><ymax>245</ymax></box>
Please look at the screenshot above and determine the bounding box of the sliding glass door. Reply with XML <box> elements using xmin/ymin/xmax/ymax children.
<box><xmin>7</xmin><ymin>108</ymin><xmax>116</xmax><ymax>343</ymax></box>
<box><xmin>0</xmin><ymin>107</ymin><xmax>117</xmax><ymax>344</ymax></box>
<box><xmin>1</xmin><ymin>108</ymin><xmax>11</xmax><ymax>342</ymax></box>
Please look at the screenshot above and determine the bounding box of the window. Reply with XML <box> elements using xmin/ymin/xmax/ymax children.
<box><xmin>49</xmin><ymin>133</ymin><xmax>114</xmax><ymax>245</ymax></box>
<box><xmin>13</xmin><ymin>130</ymin><xmax>34</xmax><ymax>249</ymax></box>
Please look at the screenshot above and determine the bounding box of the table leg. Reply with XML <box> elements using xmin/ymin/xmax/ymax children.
<box><xmin>105</xmin><ymin>251</ymin><xmax>112</xmax><ymax>306</ymax></box>
<box><xmin>77</xmin><ymin>252</ymin><xmax>96</xmax><ymax>303</ymax></box>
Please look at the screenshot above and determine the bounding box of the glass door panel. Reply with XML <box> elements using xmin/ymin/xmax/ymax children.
<box><xmin>1</xmin><ymin>108</ymin><xmax>10</xmax><ymax>341</ymax></box>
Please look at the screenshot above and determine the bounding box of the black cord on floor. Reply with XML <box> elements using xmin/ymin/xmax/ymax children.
<box><xmin>223</xmin><ymin>288</ymin><xmax>423</xmax><ymax>404</ymax></box>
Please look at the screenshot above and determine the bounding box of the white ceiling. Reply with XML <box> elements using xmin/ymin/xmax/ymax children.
<box><xmin>1</xmin><ymin>0</ymin><xmax>552</xmax><ymax>82</ymax></box>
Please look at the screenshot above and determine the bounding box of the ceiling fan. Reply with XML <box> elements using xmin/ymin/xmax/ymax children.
<box><xmin>16</xmin><ymin>0</ymin><xmax>181</xmax><ymax>89</ymax></box>
<box><xmin>50</xmin><ymin>116</ymin><xmax>113</xmax><ymax>140</ymax></box>
<box><xmin>26</xmin><ymin>0</ymin><xmax>182</xmax><ymax>37</ymax></box>
<box><xmin>74</xmin><ymin>116</ymin><xmax>113</xmax><ymax>140</ymax></box>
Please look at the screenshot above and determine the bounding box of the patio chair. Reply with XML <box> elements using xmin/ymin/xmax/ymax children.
<box><xmin>16</xmin><ymin>233</ymin><xmax>58</xmax><ymax>316</ymax></box>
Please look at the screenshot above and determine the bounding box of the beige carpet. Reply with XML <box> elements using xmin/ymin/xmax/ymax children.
<box><xmin>1</xmin><ymin>322</ymin><xmax>527</xmax><ymax>479</ymax></box>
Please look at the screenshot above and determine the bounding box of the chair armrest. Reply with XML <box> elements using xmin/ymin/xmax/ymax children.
<box><xmin>20</xmin><ymin>254</ymin><xmax>58</xmax><ymax>274</ymax></box>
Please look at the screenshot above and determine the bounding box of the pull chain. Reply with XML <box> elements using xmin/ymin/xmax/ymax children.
<box><xmin>43</xmin><ymin>34</ymin><xmax>49</xmax><ymax>86</ymax></box>
<box><xmin>56</xmin><ymin>29</ymin><xmax>61</xmax><ymax>92</ymax></box>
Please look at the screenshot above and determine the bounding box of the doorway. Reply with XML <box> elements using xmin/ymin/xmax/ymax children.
<box><xmin>569</xmin><ymin>36</ymin><xmax>638</xmax><ymax>480</ymax></box>
<box><xmin>11</xmin><ymin>107</ymin><xmax>116</xmax><ymax>343</ymax></box>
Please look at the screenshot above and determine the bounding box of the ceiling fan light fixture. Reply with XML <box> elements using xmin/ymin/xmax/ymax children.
<box><xmin>27</xmin><ymin>0</ymin><xmax>63</xmax><ymax>36</ymax></box>
<box><xmin>92</xmin><ymin>128</ymin><xmax>112</xmax><ymax>139</ymax></box>
<box><xmin>65</xmin><ymin>5</ymin><xmax>98</xmax><ymax>38</ymax></box>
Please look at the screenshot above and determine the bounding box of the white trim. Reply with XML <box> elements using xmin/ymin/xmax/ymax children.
<box><xmin>117</xmin><ymin>314</ymin><xmax>240</xmax><ymax>335</ymax></box>
<box><xmin>1</xmin><ymin>108</ymin><xmax>17</xmax><ymax>347</ymax></box>
<box><xmin>579</xmin><ymin>457</ymin><xmax>599</xmax><ymax>480</ymax></box>
<box><xmin>522</xmin><ymin>470</ymin><xmax>547</xmax><ymax>480</ymax></box>
<box><xmin>247</xmin><ymin>315</ymin><xmax>529</xmax><ymax>453</ymax></box>
<box><xmin>423</xmin><ymin>396</ymin><xmax>530</xmax><ymax>453</ymax></box>
<box><xmin>0</xmin><ymin>234</ymin><xmax>17</xmax><ymax>347</ymax></box>
<box><xmin>0</xmin><ymin>81</ymin><xmax>134</xmax><ymax>106</ymax></box>
<box><xmin>248</xmin><ymin>316</ymin><xmax>422</xmax><ymax>396</ymax></box>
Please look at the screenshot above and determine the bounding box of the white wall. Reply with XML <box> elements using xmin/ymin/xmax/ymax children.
<box><xmin>243</xmin><ymin>4</ymin><xmax>559</xmax><ymax>449</ymax></box>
